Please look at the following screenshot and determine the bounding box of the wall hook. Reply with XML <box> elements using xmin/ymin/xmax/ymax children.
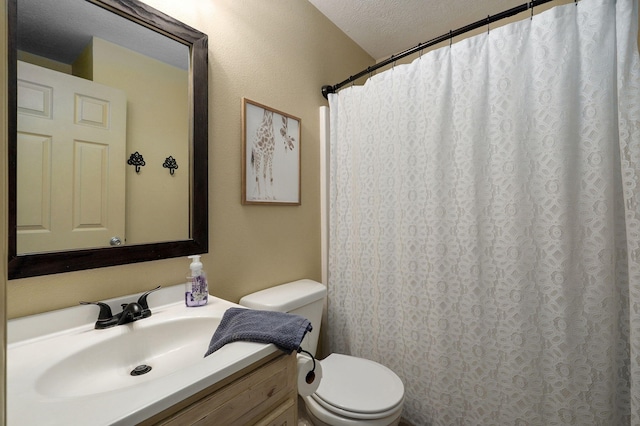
<box><xmin>127</xmin><ymin>151</ymin><xmax>145</xmax><ymax>173</ymax></box>
<box><xmin>163</xmin><ymin>156</ymin><xmax>179</xmax><ymax>175</ymax></box>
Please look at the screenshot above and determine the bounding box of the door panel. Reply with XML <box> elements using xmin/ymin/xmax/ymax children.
<box><xmin>17</xmin><ymin>61</ymin><xmax>127</xmax><ymax>253</ymax></box>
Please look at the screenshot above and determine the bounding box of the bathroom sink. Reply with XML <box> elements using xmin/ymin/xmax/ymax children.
<box><xmin>36</xmin><ymin>316</ymin><xmax>220</xmax><ymax>398</ymax></box>
<box><xmin>8</xmin><ymin>284</ymin><xmax>279</xmax><ymax>426</ymax></box>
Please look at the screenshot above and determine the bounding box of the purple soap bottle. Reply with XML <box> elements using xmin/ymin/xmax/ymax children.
<box><xmin>185</xmin><ymin>255</ymin><xmax>208</xmax><ymax>307</ymax></box>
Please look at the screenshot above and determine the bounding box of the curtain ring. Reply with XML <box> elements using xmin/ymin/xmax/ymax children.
<box><xmin>449</xmin><ymin>30</ymin><xmax>453</xmax><ymax>48</ymax></box>
<box><xmin>487</xmin><ymin>15</ymin><xmax>490</xmax><ymax>34</ymax></box>
<box><xmin>530</xmin><ymin>1</ymin><xmax>534</xmax><ymax>20</ymax></box>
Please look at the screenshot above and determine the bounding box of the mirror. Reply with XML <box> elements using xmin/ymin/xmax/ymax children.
<box><xmin>8</xmin><ymin>0</ymin><xmax>209</xmax><ymax>279</ymax></box>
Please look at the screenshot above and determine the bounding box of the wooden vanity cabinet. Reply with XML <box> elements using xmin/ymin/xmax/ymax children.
<box><xmin>140</xmin><ymin>352</ymin><xmax>297</xmax><ymax>426</ymax></box>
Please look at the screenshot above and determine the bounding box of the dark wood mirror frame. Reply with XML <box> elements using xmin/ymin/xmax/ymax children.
<box><xmin>7</xmin><ymin>0</ymin><xmax>208</xmax><ymax>279</ymax></box>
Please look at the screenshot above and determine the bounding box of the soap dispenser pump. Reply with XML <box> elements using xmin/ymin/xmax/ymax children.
<box><xmin>185</xmin><ymin>255</ymin><xmax>208</xmax><ymax>307</ymax></box>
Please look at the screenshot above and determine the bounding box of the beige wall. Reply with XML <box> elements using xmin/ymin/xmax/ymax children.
<box><xmin>4</xmin><ymin>0</ymin><xmax>374</xmax><ymax>319</ymax></box>
<box><xmin>17</xmin><ymin>50</ymin><xmax>71</xmax><ymax>74</ymax></box>
<box><xmin>91</xmin><ymin>38</ymin><xmax>190</xmax><ymax>245</ymax></box>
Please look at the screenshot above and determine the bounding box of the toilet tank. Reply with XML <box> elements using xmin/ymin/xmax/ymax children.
<box><xmin>239</xmin><ymin>279</ymin><xmax>327</xmax><ymax>356</ymax></box>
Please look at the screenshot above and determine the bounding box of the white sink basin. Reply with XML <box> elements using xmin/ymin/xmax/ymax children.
<box><xmin>36</xmin><ymin>316</ymin><xmax>221</xmax><ymax>398</ymax></box>
<box><xmin>8</xmin><ymin>284</ymin><xmax>278</xmax><ymax>426</ymax></box>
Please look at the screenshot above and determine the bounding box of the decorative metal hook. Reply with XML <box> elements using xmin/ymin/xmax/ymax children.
<box><xmin>127</xmin><ymin>151</ymin><xmax>145</xmax><ymax>173</ymax></box>
<box><xmin>163</xmin><ymin>156</ymin><xmax>179</xmax><ymax>175</ymax></box>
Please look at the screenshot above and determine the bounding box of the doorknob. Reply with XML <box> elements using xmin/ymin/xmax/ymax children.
<box><xmin>110</xmin><ymin>236</ymin><xmax>123</xmax><ymax>246</ymax></box>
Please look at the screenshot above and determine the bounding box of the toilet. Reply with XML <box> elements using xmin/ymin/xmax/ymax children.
<box><xmin>239</xmin><ymin>279</ymin><xmax>405</xmax><ymax>426</ymax></box>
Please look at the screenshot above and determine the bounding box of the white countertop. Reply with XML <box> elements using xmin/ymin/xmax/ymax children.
<box><xmin>7</xmin><ymin>284</ymin><xmax>277</xmax><ymax>425</ymax></box>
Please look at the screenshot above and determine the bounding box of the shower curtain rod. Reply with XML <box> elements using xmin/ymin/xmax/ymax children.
<box><xmin>321</xmin><ymin>0</ymin><xmax>563</xmax><ymax>99</ymax></box>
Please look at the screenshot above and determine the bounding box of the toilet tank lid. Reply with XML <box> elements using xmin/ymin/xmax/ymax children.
<box><xmin>239</xmin><ymin>279</ymin><xmax>327</xmax><ymax>312</ymax></box>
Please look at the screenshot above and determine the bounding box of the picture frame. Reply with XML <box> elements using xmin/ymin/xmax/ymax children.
<box><xmin>242</xmin><ymin>98</ymin><xmax>301</xmax><ymax>205</ymax></box>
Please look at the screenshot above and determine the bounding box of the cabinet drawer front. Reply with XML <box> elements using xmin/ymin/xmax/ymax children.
<box><xmin>254</xmin><ymin>397</ymin><xmax>296</xmax><ymax>426</ymax></box>
<box><xmin>160</xmin><ymin>353</ymin><xmax>296</xmax><ymax>425</ymax></box>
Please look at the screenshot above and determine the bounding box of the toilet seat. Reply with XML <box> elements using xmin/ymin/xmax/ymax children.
<box><xmin>310</xmin><ymin>353</ymin><xmax>404</xmax><ymax>420</ymax></box>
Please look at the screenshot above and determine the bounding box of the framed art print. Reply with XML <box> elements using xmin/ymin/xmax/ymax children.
<box><xmin>242</xmin><ymin>98</ymin><xmax>301</xmax><ymax>205</ymax></box>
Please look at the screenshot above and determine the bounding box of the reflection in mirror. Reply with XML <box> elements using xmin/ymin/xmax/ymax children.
<box><xmin>8</xmin><ymin>0</ymin><xmax>209</xmax><ymax>279</ymax></box>
<box><xmin>17</xmin><ymin>0</ymin><xmax>190</xmax><ymax>254</ymax></box>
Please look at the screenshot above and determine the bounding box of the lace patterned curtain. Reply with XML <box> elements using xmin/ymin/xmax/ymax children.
<box><xmin>328</xmin><ymin>0</ymin><xmax>640</xmax><ymax>424</ymax></box>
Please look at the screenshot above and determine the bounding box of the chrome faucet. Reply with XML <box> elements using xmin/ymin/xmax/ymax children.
<box><xmin>81</xmin><ymin>286</ymin><xmax>161</xmax><ymax>329</ymax></box>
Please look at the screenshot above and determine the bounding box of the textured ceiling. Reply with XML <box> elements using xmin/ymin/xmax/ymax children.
<box><xmin>308</xmin><ymin>0</ymin><xmax>527</xmax><ymax>61</ymax></box>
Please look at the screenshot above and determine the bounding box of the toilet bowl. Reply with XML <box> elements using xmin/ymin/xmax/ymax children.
<box><xmin>303</xmin><ymin>354</ymin><xmax>404</xmax><ymax>426</ymax></box>
<box><xmin>239</xmin><ymin>279</ymin><xmax>405</xmax><ymax>426</ymax></box>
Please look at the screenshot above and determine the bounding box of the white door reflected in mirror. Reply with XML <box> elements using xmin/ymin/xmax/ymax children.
<box><xmin>17</xmin><ymin>61</ymin><xmax>126</xmax><ymax>254</ymax></box>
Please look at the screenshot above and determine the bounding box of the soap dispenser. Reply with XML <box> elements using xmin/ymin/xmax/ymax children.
<box><xmin>185</xmin><ymin>255</ymin><xmax>208</xmax><ymax>307</ymax></box>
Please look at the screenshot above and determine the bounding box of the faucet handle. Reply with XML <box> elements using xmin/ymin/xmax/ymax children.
<box><xmin>80</xmin><ymin>301</ymin><xmax>113</xmax><ymax>321</ymax></box>
<box><xmin>137</xmin><ymin>285</ymin><xmax>161</xmax><ymax>314</ymax></box>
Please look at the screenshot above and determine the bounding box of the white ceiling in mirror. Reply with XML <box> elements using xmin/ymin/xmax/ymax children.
<box><xmin>17</xmin><ymin>0</ymin><xmax>188</xmax><ymax>69</ymax></box>
<box><xmin>307</xmin><ymin>0</ymin><xmax>525</xmax><ymax>61</ymax></box>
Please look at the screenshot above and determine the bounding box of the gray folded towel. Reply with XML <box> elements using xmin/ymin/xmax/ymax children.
<box><xmin>204</xmin><ymin>307</ymin><xmax>312</xmax><ymax>357</ymax></box>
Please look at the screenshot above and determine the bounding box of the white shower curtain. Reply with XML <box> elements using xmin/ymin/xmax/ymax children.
<box><xmin>327</xmin><ymin>0</ymin><xmax>640</xmax><ymax>424</ymax></box>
